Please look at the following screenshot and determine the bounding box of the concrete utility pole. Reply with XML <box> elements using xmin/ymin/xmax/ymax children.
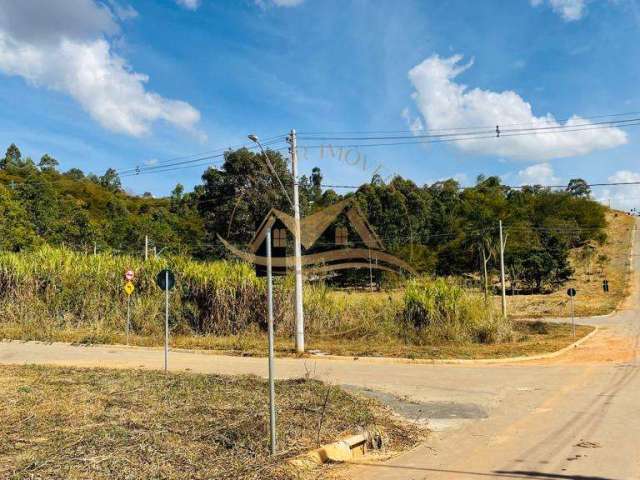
<box><xmin>499</xmin><ymin>220</ymin><xmax>507</xmax><ymax>318</ymax></box>
<box><xmin>289</xmin><ymin>129</ymin><xmax>305</xmax><ymax>353</ymax></box>
<box><xmin>248</xmin><ymin>132</ymin><xmax>305</xmax><ymax>352</ymax></box>
<box><xmin>145</xmin><ymin>235</ymin><xmax>149</xmax><ymax>261</ymax></box>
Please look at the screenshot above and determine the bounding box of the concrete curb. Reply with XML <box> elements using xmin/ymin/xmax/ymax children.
<box><xmin>305</xmin><ymin>325</ymin><xmax>599</xmax><ymax>366</ymax></box>
<box><xmin>290</xmin><ymin>432</ymin><xmax>370</xmax><ymax>468</ymax></box>
<box><xmin>1</xmin><ymin>324</ymin><xmax>599</xmax><ymax>367</ymax></box>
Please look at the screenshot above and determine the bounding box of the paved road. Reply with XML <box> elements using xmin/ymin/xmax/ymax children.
<box><xmin>1</xmin><ymin>220</ymin><xmax>638</xmax><ymax>479</ymax></box>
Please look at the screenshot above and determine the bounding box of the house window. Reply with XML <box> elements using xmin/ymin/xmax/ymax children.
<box><xmin>273</xmin><ymin>228</ymin><xmax>287</xmax><ymax>248</ymax></box>
<box><xmin>335</xmin><ymin>226</ymin><xmax>348</xmax><ymax>246</ymax></box>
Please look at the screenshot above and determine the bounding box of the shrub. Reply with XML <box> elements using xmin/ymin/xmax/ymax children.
<box><xmin>401</xmin><ymin>277</ymin><xmax>512</xmax><ymax>344</ymax></box>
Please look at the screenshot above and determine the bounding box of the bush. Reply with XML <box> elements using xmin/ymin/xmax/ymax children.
<box><xmin>401</xmin><ymin>277</ymin><xmax>512</xmax><ymax>344</ymax></box>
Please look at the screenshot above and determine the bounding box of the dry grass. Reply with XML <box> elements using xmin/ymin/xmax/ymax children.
<box><xmin>0</xmin><ymin>320</ymin><xmax>593</xmax><ymax>360</ymax></box>
<box><xmin>0</xmin><ymin>364</ymin><xmax>423</xmax><ymax>480</ymax></box>
<box><xmin>504</xmin><ymin>211</ymin><xmax>635</xmax><ymax>318</ymax></box>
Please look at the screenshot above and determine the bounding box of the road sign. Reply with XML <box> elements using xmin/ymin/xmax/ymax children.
<box><xmin>156</xmin><ymin>269</ymin><xmax>175</xmax><ymax>291</ymax></box>
<box><xmin>602</xmin><ymin>279</ymin><xmax>609</xmax><ymax>293</ymax></box>
<box><xmin>156</xmin><ymin>269</ymin><xmax>175</xmax><ymax>373</ymax></box>
<box><xmin>124</xmin><ymin>281</ymin><xmax>135</xmax><ymax>296</ymax></box>
<box><xmin>567</xmin><ymin>288</ymin><xmax>577</xmax><ymax>297</ymax></box>
<box><xmin>125</xmin><ymin>269</ymin><xmax>134</xmax><ymax>281</ymax></box>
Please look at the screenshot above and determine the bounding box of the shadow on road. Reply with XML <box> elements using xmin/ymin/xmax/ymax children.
<box><xmin>347</xmin><ymin>462</ymin><xmax>620</xmax><ymax>480</ymax></box>
<box><xmin>494</xmin><ymin>470</ymin><xmax>618</xmax><ymax>480</ymax></box>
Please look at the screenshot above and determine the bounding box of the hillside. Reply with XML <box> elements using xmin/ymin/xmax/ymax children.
<box><xmin>0</xmin><ymin>143</ymin><xmax>205</xmax><ymax>257</ymax></box>
<box><xmin>505</xmin><ymin>210</ymin><xmax>636</xmax><ymax>318</ymax></box>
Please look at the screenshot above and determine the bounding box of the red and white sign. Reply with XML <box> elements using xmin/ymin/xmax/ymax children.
<box><xmin>125</xmin><ymin>270</ymin><xmax>134</xmax><ymax>281</ymax></box>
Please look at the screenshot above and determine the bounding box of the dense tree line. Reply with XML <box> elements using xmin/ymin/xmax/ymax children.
<box><xmin>0</xmin><ymin>144</ymin><xmax>607</xmax><ymax>292</ymax></box>
<box><xmin>196</xmin><ymin>148</ymin><xmax>606</xmax><ymax>293</ymax></box>
<box><xmin>0</xmin><ymin>144</ymin><xmax>205</xmax><ymax>256</ymax></box>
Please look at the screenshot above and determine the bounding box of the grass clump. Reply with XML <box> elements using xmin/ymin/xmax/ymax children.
<box><xmin>402</xmin><ymin>277</ymin><xmax>512</xmax><ymax>344</ymax></box>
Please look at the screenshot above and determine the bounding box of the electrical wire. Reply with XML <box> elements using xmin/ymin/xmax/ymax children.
<box><xmin>297</xmin><ymin>110</ymin><xmax>640</xmax><ymax>135</ymax></box>
<box><xmin>297</xmin><ymin>120</ymin><xmax>640</xmax><ymax>150</ymax></box>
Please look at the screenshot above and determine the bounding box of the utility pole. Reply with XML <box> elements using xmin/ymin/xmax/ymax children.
<box><xmin>93</xmin><ymin>242</ymin><xmax>97</xmax><ymax>256</ymax></box>
<box><xmin>289</xmin><ymin>129</ymin><xmax>305</xmax><ymax>353</ymax></box>
<box><xmin>499</xmin><ymin>220</ymin><xmax>507</xmax><ymax>319</ymax></box>
<box><xmin>145</xmin><ymin>235</ymin><xmax>149</xmax><ymax>261</ymax></box>
<box><xmin>164</xmin><ymin>269</ymin><xmax>169</xmax><ymax>372</ymax></box>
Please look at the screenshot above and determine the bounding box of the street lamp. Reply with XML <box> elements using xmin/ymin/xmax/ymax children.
<box><xmin>247</xmin><ymin>134</ymin><xmax>293</xmax><ymax>208</ymax></box>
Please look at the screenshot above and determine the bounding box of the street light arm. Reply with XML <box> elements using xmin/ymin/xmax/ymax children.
<box><xmin>249</xmin><ymin>135</ymin><xmax>294</xmax><ymax>210</ymax></box>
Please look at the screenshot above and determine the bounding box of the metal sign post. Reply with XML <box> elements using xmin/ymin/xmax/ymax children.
<box><xmin>156</xmin><ymin>269</ymin><xmax>176</xmax><ymax>373</ymax></box>
<box><xmin>567</xmin><ymin>288</ymin><xmax>577</xmax><ymax>338</ymax></box>
<box><xmin>266</xmin><ymin>229</ymin><xmax>277</xmax><ymax>455</ymax></box>
<box><xmin>165</xmin><ymin>270</ymin><xmax>169</xmax><ymax>372</ymax></box>
<box><xmin>123</xmin><ymin>273</ymin><xmax>135</xmax><ymax>345</ymax></box>
<box><xmin>126</xmin><ymin>295</ymin><xmax>131</xmax><ymax>343</ymax></box>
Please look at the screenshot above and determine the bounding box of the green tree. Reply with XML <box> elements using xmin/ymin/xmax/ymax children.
<box><xmin>0</xmin><ymin>184</ymin><xmax>39</xmax><ymax>251</ymax></box>
<box><xmin>38</xmin><ymin>154</ymin><xmax>59</xmax><ymax>172</ymax></box>
<box><xmin>1</xmin><ymin>143</ymin><xmax>21</xmax><ymax>169</ymax></box>
<box><xmin>566</xmin><ymin>178</ymin><xmax>591</xmax><ymax>198</ymax></box>
<box><xmin>197</xmin><ymin>147</ymin><xmax>296</xmax><ymax>257</ymax></box>
<box><xmin>99</xmin><ymin>168</ymin><xmax>122</xmax><ymax>192</ymax></box>
<box><xmin>64</xmin><ymin>168</ymin><xmax>85</xmax><ymax>180</ymax></box>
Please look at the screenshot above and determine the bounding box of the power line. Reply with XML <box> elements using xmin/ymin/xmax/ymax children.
<box><xmin>297</xmin><ymin>117</ymin><xmax>640</xmax><ymax>141</ymax></box>
<box><xmin>297</xmin><ymin>120</ymin><xmax>640</xmax><ymax>150</ymax></box>
<box><xmin>297</xmin><ymin>110</ymin><xmax>640</xmax><ymax>135</ymax></box>
<box><xmin>117</xmin><ymin>137</ymin><xmax>288</xmax><ymax>176</ymax></box>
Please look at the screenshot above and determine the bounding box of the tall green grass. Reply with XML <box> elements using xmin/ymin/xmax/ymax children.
<box><xmin>402</xmin><ymin>277</ymin><xmax>513</xmax><ymax>344</ymax></box>
<box><xmin>0</xmin><ymin>247</ymin><xmax>513</xmax><ymax>347</ymax></box>
<box><xmin>0</xmin><ymin>246</ymin><xmax>273</xmax><ymax>339</ymax></box>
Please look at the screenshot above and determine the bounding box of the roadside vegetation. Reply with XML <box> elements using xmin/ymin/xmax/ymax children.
<box><xmin>0</xmin><ymin>364</ymin><xmax>423</xmax><ymax>479</ymax></box>
<box><xmin>0</xmin><ymin>143</ymin><xmax>624</xmax><ymax>359</ymax></box>
<box><xmin>0</xmin><ymin>246</ymin><xmax>594</xmax><ymax>359</ymax></box>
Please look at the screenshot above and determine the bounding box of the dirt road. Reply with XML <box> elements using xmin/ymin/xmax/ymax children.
<box><xmin>1</xmin><ymin>220</ymin><xmax>638</xmax><ymax>479</ymax></box>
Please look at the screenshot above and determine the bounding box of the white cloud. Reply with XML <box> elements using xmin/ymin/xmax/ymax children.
<box><xmin>175</xmin><ymin>0</ymin><xmax>201</xmax><ymax>10</ymax></box>
<box><xmin>517</xmin><ymin>162</ymin><xmax>561</xmax><ymax>186</ymax></box>
<box><xmin>408</xmin><ymin>54</ymin><xmax>627</xmax><ymax>161</ymax></box>
<box><xmin>0</xmin><ymin>0</ymin><xmax>201</xmax><ymax>138</ymax></box>
<box><xmin>597</xmin><ymin>171</ymin><xmax>640</xmax><ymax>211</ymax></box>
<box><xmin>531</xmin><ymin>0</ymin><xmax>587</xmax><ymax>21</ymax></box>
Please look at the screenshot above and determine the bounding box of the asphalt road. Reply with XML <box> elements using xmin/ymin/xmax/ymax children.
<box><xmin>0</xmin><ymin>219</ymin><xmax>638</xmax><ymax>480</ymax></box>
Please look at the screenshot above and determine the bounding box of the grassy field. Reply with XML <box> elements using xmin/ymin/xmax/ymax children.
<box><xmin>504</xmin><ymin>211</ymin><xmax>635</xmax><ymax>318</ymax></box>
<box><xmin>0</xmin><ymin>364</ymin><xmax>423</xmax><ymax>480</ymax></box>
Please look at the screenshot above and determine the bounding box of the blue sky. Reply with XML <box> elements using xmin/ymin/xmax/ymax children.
<box><xmin>0</xmin><ymin>0</ymin><xmax>639</xmax><ymax>208</ymax></box>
